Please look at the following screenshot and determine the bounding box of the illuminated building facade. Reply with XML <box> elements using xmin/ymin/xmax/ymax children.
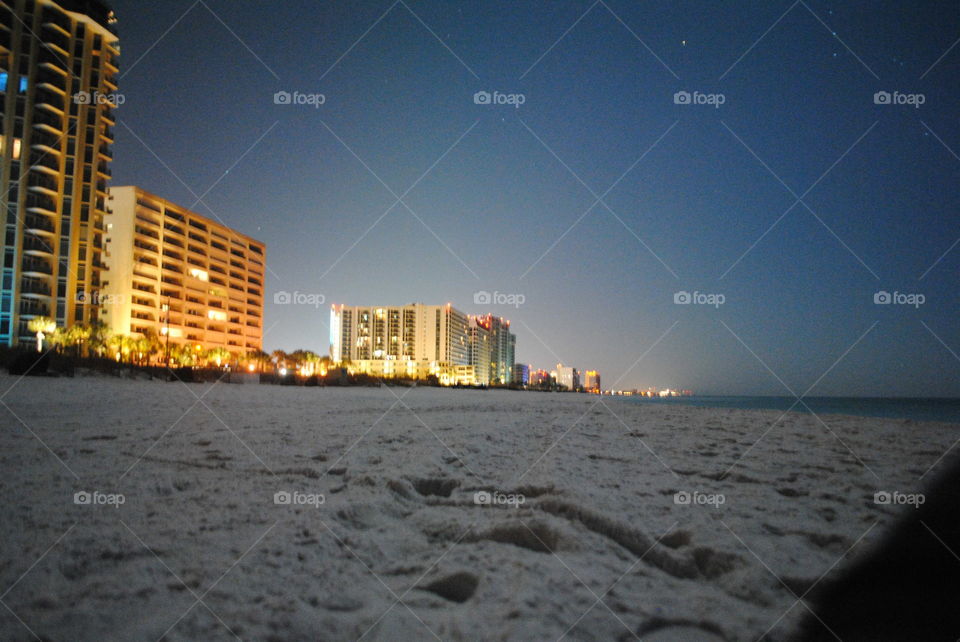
<box><xmin>1</xmin><ymin>0</ymin><xmax>118</xmax><ymax>346</ymax></box>
<box><xmin>330</xmin><ymin>303</ymin><xmax>515</xmax><ymax>385</ymax></box>
<box><xmin>101</xmin><ymin>186</ymin><xmax>265</xmax><ymax>355</ymax></box>
<box><xmin>553</xmin><ymin>363</ymin><xmax>580</xmax><ymax>391</ymax></box>
<box><xmin>583</xmin><ymin>370</ymin><xmax>601</xmax><ymax>393</ymax></box>
<box><xmin>469</xmin><ymin>313</ymin><xmax>515</xmax><ymax>385</ymax></box>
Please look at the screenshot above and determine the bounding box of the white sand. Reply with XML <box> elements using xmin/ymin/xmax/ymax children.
<box><xmin>1</xmin><ymin>374</ymin><xmax>957</xmax><ymax>641</ymax></box>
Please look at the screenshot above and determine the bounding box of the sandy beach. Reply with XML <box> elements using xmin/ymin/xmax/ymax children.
<box><xmin>1</xmin><ymin>374</ymin><xmax>957</xmax><ymax>641</ymax></box>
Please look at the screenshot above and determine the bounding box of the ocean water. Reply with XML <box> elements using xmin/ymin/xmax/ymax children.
<box><xmin>624</xmin><ymin>396</ymin><xmax>960</xmax><ymax>423</ymax></box>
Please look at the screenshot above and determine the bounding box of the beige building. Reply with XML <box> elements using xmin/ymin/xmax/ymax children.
<box><xmin>0</xmin><ymin>0</ymin><xmax>118</xmax><ymax>346</ymax></box>
<box><xmin>102</xmin><ymin>186</ymin><xmax>265</xmax><ymax>356</ymax></box>
<box><xmin>330</xmin><ymin>303</ymin><xmax>477</xmax><ymax>384</ymax></box>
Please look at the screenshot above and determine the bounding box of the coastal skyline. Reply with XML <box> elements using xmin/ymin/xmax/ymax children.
<box><xmin>107</xmin><ymin>0</ymin><xmax>960</xmax><ymax>396</ymax></box>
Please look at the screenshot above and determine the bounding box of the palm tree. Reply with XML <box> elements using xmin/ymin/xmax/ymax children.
<box><xmin>169</xmin><ymin>344</ymin><xmax>196</xmax><ymax>367</ymax></box>
<box><xmin>206</xmin><ymin>347</ymin><xmax>232</xmax><ymax>368</ymax></box>
<box><xmin>87</xmin><ymin>320</ymin><xmax>111</xmax><ymax>358</ymax></box>
<box><xmin>271</xmin><ymin>349</ymin><xmax>288</xmax><ymax>372</ymax></box>
<box><xmin>64</xmin><ymin>324</ymin><xmax>92</xmax><ymax>357</ymax></box>
<box><xmin>245</xmin><ymin>349</ymin><xmax>269</xmax><ymax>372</ymax></box>
<box><xmin>27</xmin><ymin>316</ymin><xmax>56</xmax><ymax>353</ymax></box>
<box><xmin>299</xmin><ymin>351</ymin><xmax>321</xmax><ymax>376</ymax></box>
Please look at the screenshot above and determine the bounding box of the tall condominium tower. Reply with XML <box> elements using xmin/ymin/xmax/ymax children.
<box><xmin>102</xmin><ymin>186</ymin><xmax>266</xmax><ymax>355</ymax></box>
<box><xmin>0</xmin><ymin>0</ymin><xmax>118</xmax><ymax>346</ymax></box>
<box><xmin>469</xmin><ymin>313</ymin><xmax>515</xmax><ymax>385</ymax></box>
<box><xmin>330</xmin><ymin>303</ymin><xmax>474</xmax><ymax>383</ymax></box>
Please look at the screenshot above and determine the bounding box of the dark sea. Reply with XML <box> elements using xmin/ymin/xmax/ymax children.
<box><xmin>624</xmin><ymin>396</ymin><xmax>960</xmax><ymax>423</ymax></box>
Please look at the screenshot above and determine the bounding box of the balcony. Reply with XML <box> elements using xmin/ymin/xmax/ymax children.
<box><xmin>22</xmin><ymin>235</ymin><xmax>54</xmax><ymax>256</ymax></box>
<box><xmin>33</xmin><ymin>113</ymin><xmax>65</xmax><ymax>136</ymax></box>
<box><xmin>19</xmin><ymin>301</ymin><xmax>52</xmax><ymax>318</ymax></box>
<box><xmin>20</xmin><ymin>280</ymin><xmax>52</xmax><ymax>297</ymax></box>
<box><xmin>25</xmin><ymin>193</ymin><xmax>58</xmax><ymax>217</ymax></box>
<box><xmin>21</xmin><ymin>258</ymin><xmax>53</xmax><ymax>277</ymax></box>
<box><xmin>27</xmin><ymin>173</ymin><xmax>60</xmax><ymax>196</ymax></box>
<box><xmin>24</xmin><ymin>214</ymin><xmax>56</xmax><ymax>235</ymax></box>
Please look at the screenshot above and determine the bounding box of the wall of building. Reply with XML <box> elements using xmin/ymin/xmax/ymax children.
<box><xmin>102</xmin><ymin>186</ymin><xmax>265</xmax><ymax>356</ymax></box>
<box><xmin>1</xmin><ymin>0</ymin><xmax>119</xmax><ymax>346</ymax></box>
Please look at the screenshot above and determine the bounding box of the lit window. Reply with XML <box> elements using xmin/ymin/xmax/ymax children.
<box><xmin>189</xmin><ymin>268</ymin><xmax>208</xmax><ymax>281</ymax></box>
<box><xmin>0</xmin><ymin>137</ymin><xmax>22</xmax><ymax>160</ymax></box>
<box><xmin>19</xmin><ymin>77</ymin><xmax>27</xmax><ymax>93</ymax></box>
<box><xmin>0</xmin><ymin>72</ymin><xmax>7</xmax><ymax>90</ymax></box>
<box><xmin>207</xmin><ymin>310</ymin><xmax>227</xmax><ymax>321</ymax></box>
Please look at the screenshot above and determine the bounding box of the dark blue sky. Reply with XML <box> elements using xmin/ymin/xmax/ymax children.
<box><xmin>108</xmin><ymin>0</ymin><xmax>959</xmax><ymax>395</ymax></box>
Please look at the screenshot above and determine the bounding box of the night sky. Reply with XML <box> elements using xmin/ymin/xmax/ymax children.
<box><xmin>108</xmin><ymin>1</ymin><xmax>959</xmax><ymax>396</ymax></box>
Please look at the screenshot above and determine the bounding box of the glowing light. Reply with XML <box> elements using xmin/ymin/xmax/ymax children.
<box><xmin>248</xmin><ymin>364</ymin><xmax>256</xmax><ymax>372</ymax></box>
<box><xmin>279</xmin><ymin>367</ymin><xmax>287</xmax><ymax>376</ymax></box>
<box><xmin>189</xmin><ymin>268</ymin><xmax>209</xmax><ymax>281</ymax></box>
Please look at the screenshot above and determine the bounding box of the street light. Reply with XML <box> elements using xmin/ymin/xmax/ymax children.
<box><xmin>162</xmin><ymin>297</ymin><xmax>171</xmax><ymax>367</ymax></box>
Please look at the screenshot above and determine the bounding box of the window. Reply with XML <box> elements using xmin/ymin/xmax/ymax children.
<box><xmin>0</xmin><ymin>137</ymin><xmax>22</xmax><ymax>160</ymax></box>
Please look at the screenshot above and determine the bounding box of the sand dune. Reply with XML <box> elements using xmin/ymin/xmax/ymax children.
<box><xmin>1</xmin><ymin>374</ymin><xmax>956</xmax><ymax>641</ymax></box>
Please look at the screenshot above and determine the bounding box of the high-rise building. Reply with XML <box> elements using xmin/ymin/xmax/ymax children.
<box><xmin>1</xmin><ymin>0</ymin><xmax>118</xmax><ymax>346</ymax></box>
<box><xmin>330</xmin><ymin>303</ymin><xmax>513</xmax><ymax>385</ymax></box>
<box><xmin>528</xmin><ymin>368</ymin><xmax>552</xmax><ymax>387</ymax></box>
<box><xmin>554</xmin><ymin>363</ymin><xmax>580</xmax><ymax>391</ymax></box>
<box><xmin>583</xmin><ymin>370</ymin><xmax>601</xmax><ymax>393</ymax></box>
<box><xmin>469</xmin><ymin>313</ymin><xmax>514</xmax><ymax>385</ymax></box>
<box><xmin>511</xmin><ymin>363</ymin><xmax>529</xmax><ymax>386</ymax></box>
<box><xmin>101</xmin><ymin>186</ymin><xmax>265</xmax><ymax>355</ymax></box>
<box><xmin>467</xmin><ymin>314</ymin><xmax>492</xmax><ymax>385</ymax></box>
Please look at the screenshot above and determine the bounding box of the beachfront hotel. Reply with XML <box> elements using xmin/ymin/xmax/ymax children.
<box><xmin>100</xmin><ymin>186</ymin><xmax>265</xmax><ymax>355</ymax></box>
<box><xmin>469</xmin><ymin>313</ymin><xmax>515</xmax><ymax>385</ymax></box>
<box><xmin>553</xmin><ymin>363</ymin><xmax>580</xmax><ymax>391</ymax></box>
<box><xmin>0</xmin><ymin>0</ymin><xmax>118</xmax><ymax>346</ymax></box>
<box><xmin>583</xmin><ymin>370</ymin><xmax>601</xmax><ymax>393</ymax></box>
<box><xmin>330</xmin><ymin>303</ymin><xmax>515</xmax><ymax>386</ymax></box>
